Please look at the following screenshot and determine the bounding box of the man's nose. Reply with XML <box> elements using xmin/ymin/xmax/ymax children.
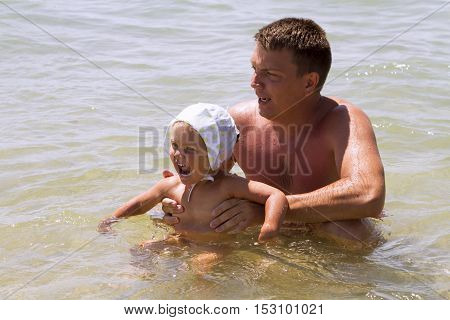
<box><xmin>250</xmin><ymin>72</ymin><xmax>262</xmax><ymax>89</ymax></box>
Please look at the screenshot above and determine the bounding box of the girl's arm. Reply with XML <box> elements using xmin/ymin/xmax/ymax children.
<box><xmin>221</xmin><ymin>175</ymin><xmax>288</xmax><ymax>241</ymax></box>
<box><xmin>98</xmin><ymin>176</ymin><xmax>178</xmax><ymax>233</ymax></box>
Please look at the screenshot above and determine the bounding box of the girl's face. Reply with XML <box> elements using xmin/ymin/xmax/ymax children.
<box><xmin>169</xmin><ymin>122</ymin><xmax>211</xmax><ymax>185</ymax></box>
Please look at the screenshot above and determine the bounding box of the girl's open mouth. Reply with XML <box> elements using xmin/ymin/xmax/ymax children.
<box><xmin>177</xmin><ymin>164</ymin><xmax>191</xmax><ymax>176</ymax></box>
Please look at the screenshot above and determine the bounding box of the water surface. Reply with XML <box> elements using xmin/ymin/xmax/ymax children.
<box><xmin>0</xmin><ymin>0</ymin><xmax>449</xmax><ymax>299</ymax></box>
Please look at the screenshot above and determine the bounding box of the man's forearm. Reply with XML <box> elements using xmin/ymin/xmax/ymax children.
<box><xmin>286</xmin><ymin>176</ymin><xmax>385</xmax><ymax>223</ymax></box>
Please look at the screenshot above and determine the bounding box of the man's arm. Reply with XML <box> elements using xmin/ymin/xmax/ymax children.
<box><xmin>286</xmin><ymin>104</ymin><xmax>385</xmax><ymax>223</ymax></box>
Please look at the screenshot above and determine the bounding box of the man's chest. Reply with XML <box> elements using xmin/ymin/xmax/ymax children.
<box><xmin>234</xmin><ymin>126</ymin><xmax>337</xmax><ymax>193</ymax></box>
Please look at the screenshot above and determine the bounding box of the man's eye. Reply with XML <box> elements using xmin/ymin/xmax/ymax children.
<box><xmin>268</xmin><ymin>72</ymin><xmax>281</xmax><ymax>79</ymax></box>
<box><xmin>261</xmin><ymin>71</ymin><xmax>271</xmax><ymax>77</ymax></box>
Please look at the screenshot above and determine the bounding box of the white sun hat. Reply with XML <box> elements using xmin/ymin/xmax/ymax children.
<box><xmin>168</xmin><ymin>103</ymin><xmax>239</xmax><ymax>172</ymax></box>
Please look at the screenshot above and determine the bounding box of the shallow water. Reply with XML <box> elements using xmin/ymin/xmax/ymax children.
<box><xmin>0</xmin><ymin>0</ymin><xmax>449</xmax><ymax>299</ymax></box>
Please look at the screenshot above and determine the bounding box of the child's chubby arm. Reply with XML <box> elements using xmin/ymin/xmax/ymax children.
<box><xmin>97</xmin><ymin>176</ymin><xmax>179</xmax><ymax>233</ymax></box>
<box><xmin>219</xmin><ymin>176</ymin><xmax>288</xmax><ymax>242</ymax></box>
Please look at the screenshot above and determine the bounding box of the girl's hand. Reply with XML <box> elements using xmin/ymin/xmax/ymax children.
<box><xmin>97</xmin><ymin>217</ymin><xmax>119</xmax><ymax>233</ymax></box>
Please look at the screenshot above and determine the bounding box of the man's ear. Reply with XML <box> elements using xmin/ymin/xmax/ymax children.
<box><xmin>304</xmin><ymin>72</ymin><xmax>320</xmax><ymax>94</ymax></box>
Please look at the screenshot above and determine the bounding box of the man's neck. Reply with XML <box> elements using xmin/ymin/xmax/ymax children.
<box><xmin>270</xmin><ymin>93</ymin><xmax>323</xmax><ymax>127</ymax></box>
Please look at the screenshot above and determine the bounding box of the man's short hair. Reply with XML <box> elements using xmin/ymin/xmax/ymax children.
<box><xmin>254</xmin><ymin>17</ymin><xmax>332</xmax><ymax>90</ymax></box>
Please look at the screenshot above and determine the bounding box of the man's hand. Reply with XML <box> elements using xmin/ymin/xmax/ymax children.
<box><xmin>161</xmin><ymin>197</ymin><xmax>183</xmax><ymax>225</ymax></box>
<box><xmin>210</xmin><ymin>199</ymin><xmax>264</xmax><ymax>233</ymax></box>
<box><xmin>161</xmin><ymin>170</ymin><xmax>183</xmax><ymax>226</ymax></box>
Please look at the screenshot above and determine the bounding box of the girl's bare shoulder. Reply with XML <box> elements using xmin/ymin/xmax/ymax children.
<box><xmin>215</xmin><ymin>173</ymin><xmax>248</xmax><ymax>194</ymax></box>
<box><xmin>156</xmin><ymin>175</ymin><xmax>183</xmax><ymax>195</ymax></box>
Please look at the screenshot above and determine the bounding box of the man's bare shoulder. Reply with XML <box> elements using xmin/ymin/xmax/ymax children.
<box><xmin>321</xmin><ymin>96</ymin><xmax>377</xmax><ymax>149</ymax></box>
<box><xmin>328</xmin><ymin>97</ymin><xmax>371</xmax><ymax>120</ymax></box>
<box><xmin>323</xmin><ymin>97</ymin><xmax>373</xmax><ymax>132</ymax></box>
<box><xmin>228</xmin><ymin>100</ymin><xmax>257</xmax><ymax>126</ymax></box>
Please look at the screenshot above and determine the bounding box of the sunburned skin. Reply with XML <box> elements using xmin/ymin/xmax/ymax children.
<box><xmin>229</xmin><ymin>95</ymin><xmax>385</xmax><ymax>244</ymax></box>
<box><xmin>161</xmin><ymin>42</ymin><xmax>385</xmax><ymax>246</ymax></box>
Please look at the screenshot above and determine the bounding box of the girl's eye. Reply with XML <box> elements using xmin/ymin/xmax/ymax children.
<box><xmin>184</xmin><ymin>147</ymin><xmax>195</xmax><ymax>153</ymax></box>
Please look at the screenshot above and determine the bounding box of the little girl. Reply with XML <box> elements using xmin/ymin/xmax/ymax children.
<box><xmin>98</xmin><ymin>103</ymin><xmax>287</xmax><ymax>242</ymax></box>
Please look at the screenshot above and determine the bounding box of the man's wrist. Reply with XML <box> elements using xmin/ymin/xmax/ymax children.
<box><xmin>284</xmin><ymin>195</ymin><xmax>307</xmax><ymax>223</ymax></box>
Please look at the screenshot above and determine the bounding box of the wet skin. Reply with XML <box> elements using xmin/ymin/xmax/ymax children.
<box><xmin>163</xmin><ymin>45</ymin><xmax>385</xmax><ymax>244</ymax></box>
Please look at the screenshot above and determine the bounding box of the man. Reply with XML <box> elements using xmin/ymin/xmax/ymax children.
<box><xmin>161</xmin><ymin>17</ymin><xmax>385</xmax><ymax>243</ymax></box>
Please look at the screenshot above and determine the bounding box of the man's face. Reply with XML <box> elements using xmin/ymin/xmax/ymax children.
<box><xmin>250</xmin><ymin>43</ymin><xmax>309</xmax><ymax>120</ymax></box>
<box><xmin>169</xmin><ymin>122</ymin><xmax>211</xmax><ymax>185</ymax></box>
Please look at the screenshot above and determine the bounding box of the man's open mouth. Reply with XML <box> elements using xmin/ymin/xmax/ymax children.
<box><xmin>258</xmin><ymin>97</ymin><xmax>271</xmax><ymax>104</ymax></box>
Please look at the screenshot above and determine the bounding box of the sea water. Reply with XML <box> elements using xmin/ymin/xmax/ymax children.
<box><xmin>0</xmin><ymin>0</ymin><xmax>448</xmax><ymax>299</ymax></box>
